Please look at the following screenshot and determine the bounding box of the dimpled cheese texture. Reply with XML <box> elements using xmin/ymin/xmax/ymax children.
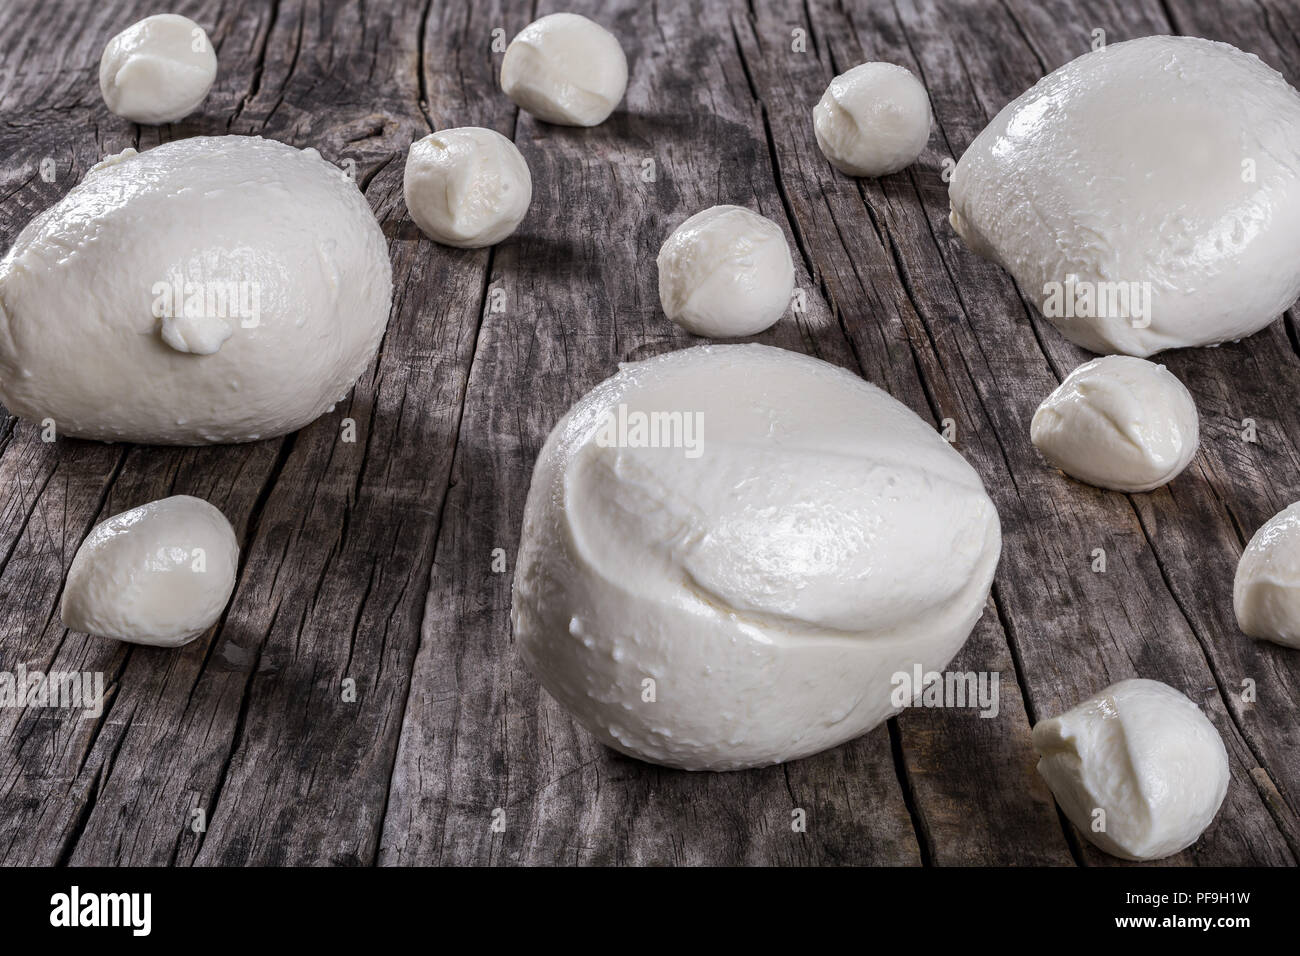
<box><xmin>61</xmin><ymin>496</ymin><xmax>239</xmax><ymax>647</ymax></box>
<box><xmin>99</xmin><ymin>14</ymin><xmax>218</xmax><ymax>124</ymax></box>
<box><xmin>511</xmin><ymin>344</ymin><xmax>1002</xmax><ymax>770</ymax></box>
<box><xmin>500</xmin><ymin>13</ymin><xmax>628</xmax><ymax>127</ymax></box>
<box><xmin>1033</xmin><ymin>679</ymin><xmax>1229</xmax><ymax>861</ymax></box>
<box><xmin>0</xmin><ymin>136</ymin><xmax>393</xmax><ymax>444</ymax></box>
<box><xmin>403</xmin><ymin>127</ymin><xmax>532</xmax><ymax>248</ymax></box>
<box><xmin>813</xmin><ymin>62</ymin><xmax>932</xmax><ymax>177</ymax></box>
<box><xmin>1234</xmin><ymin>501</ymin><xmax>1300</xmax><ymax>648</ymax></box>
<box><xmin>1031</xmin><ymin>355</ymin><xmax>1199</xmax><ymax>492</ymax></box>
<box><xmin>949</xmin><ymin>36</ymin><xmax>1300</xmax><ymax>357</ymax></box>
<box><xmin>656</xmin><ymin>205</ymin><xmax>796</xmax><ymax>338</ymax></box>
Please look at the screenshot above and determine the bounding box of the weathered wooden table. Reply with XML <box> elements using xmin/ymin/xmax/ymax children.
<box><xmin>1</xmin><ymin>0</ymin><xmax>1298</xmax><ymax>867</ymax></box>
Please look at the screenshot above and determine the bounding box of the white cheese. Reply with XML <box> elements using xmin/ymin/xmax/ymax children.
<box><xmin>949</xmin><ymin>36</ymin><xmax>1300</xmax><ymax>356</ymax></box>
<box><xmin>404</xmin><ymin>127</ymin><xmax>532</xmax><ymax>248</ymax></box>
<box><xmin>61</xmin><ymin>496</ymin><xmax>239</xmax><ymax>648</ymax></box>
<box><xmin>512</xmin><ymin>344</ymin><xmax>1002</xmax><ymax>770</ymax></box>
<box><xmin>0</xmin><ymin>136</ymin><xmax>393</xmax><ymax>444</ymax></box>
<box><xmin>1030</xmin><ymin>355</ymin><xmax>1199</xmax><ymax>492</ymax></box>
<box><xmin>500</xmin><ymin>13</ymin><xmax>628</xmax><ymax>127</ymax></box>
<box><xmin>656</xmin><ymin>205</ymin><xmax>795</xmax><ymax>337</ymax></box>
<box><xmin>1033</xmin><ymin>678</ymin><xmax>1229</xmax><ymax>860</ymax></box>
<box><xmin>813</xmin><ymin>62</ymin><xmax>931</xmax><ymax>177</ymax></box>
<box><xmin>1234</xmin><ymin>501</ymin><xmax>1300</xmax><ymax>648</ymax></box>
<box><xmin>99</xmin><ymin>14</ymin><xmax>218</xmax><ymax>124</ymax></box>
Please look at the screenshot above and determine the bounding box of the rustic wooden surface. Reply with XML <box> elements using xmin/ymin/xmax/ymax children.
<box><xmin>1</xmin><ymin>0</ymin><xmax>1298</xmax><ymax>866</ymax></box>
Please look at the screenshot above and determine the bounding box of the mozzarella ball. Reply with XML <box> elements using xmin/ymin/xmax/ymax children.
<box><xmin>813</xmin><ymin>62</ymin><xmax>932</xmax><ymax>177</ymax></box>
<box><xmin>1030</xmin><ymin>355</ymin><xmax>1199</xmax><ymax>492</ymax></box>
<box><xmin>656</xmin><ymin>205</ymin><xmax>796</xmax><ymax>337</ymax></box>
<box><xmin>1033</xmin><ymin>678</ymin><xmax>1229</xmax><ymax>861</ymax></box>
<box><xmin>403</xmin><ymin>128</ymin><xmax>531</xmax><ymax>248</ymax></box>
<box><xmin>949</xmin><ymin>36</ymin><xmax>1300</xmax><ymax>356</ymax></box>
<box><xmin>512</xmin><ymin>344</ymin><xmax>1001</xmax><ymax>770</ymax></box>
<box><xmin>61</xmin><ymin>496</ymin><xmax>239</xmax><ymax>647</ymax></box>
<box><xmin>99</xmin><ymin>14</ymin><xmax>218</xmax><ymax>124</ymax></box>
<box><xmin>0</xmin><ymin>136</ymin><xmax>392</xmax><ymax>444</ymax></box>
<box><xmin>500</xmin><ymin>13</ymin><xmax>628</xmax><ymax>126</ymax></box>
<box><xmin>1234</xmin><ymin>501</ymin><xmax>1300</xmax><ymax>648</ymax></box>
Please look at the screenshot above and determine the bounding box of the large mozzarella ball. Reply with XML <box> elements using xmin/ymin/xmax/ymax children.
<box><xmin>61</xmin><ymin>496</ymin><xmax>239</xmax><ymax>647</ymax></box>
<box><xmin>949</xmin><ymin>36</ymin><xmax>1300</xmax><ymax>356</ymax></box>
<box><xmin>512</xmin><ymin>344</ymin><xmax>1002</xmax><ymax>770</ymax></box>
<box><xmin>1234</xmin><ymin>501</ymin><xmax>1300</xmax><ymax>648</ymax></box>
<box><xmin>656</xmin><ymin>205</ymin><xmax>795</xmax><ymax>337</ymax></box>
<box><xmin>1033</xmin><ymin>678</ymin><xmax>1229</xmax><ymax>861</ymax></box>
<box><xmin>0</xmin><ymin>136</ymin><xmax>392</xmax><ymax>444</ymax></box>
<box><xmin>813</xmin><ymin>62</ymin><xmax>931</xmax><ymax>177</ymax></box>
<box><xmin>1030</xmin><ymin>355</ymin><xmax>1199</xmax><ymax>492</ymax></box>
<box><xmin>500</xmin><ymin>13</ymin><xmax>628</xmax><ymax>126</ymax></box>
<box><xmin>99</xmin><ymin>14</ymin><xmax>218</xmax><ymax>124</ymax></box>
<box><xmin>403</xmin><ymin>127</ymin><xmax>532</xmax><ymax>248</ymax></box>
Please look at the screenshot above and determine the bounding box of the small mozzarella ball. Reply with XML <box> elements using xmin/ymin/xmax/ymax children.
<box><xmin>99</xmin><ymin>14</ymin><xmax>218</xmax><ymax>124</ymax></box>
<box><xmin>813</xmin><ymin>62</ymin><xmax>931</xmax><ymax>177</ymax></box>
<box><xmin>403</xmin><ymin>128</ymin><xmax>532</xmax><ymax>248</ymax></box>
<box><xmin>656</xmin><ymin>205</ymin><xmax>796</xmax><ymax>337</ymax></box>
<box><xmin>500</xmin><ymin>13</ymin><xmax>628</xmax><ymax>126</ymax></box>
<box><xmin>1030</xmin><ymin>355</ymin><xmax>1198</xmax><ymax>492</ymax></box>
<box><xmin>61</xmin><ymin>496</ymin><xmax>239</xmax><ymax>648</ymax></box>
<box><xmin>1234</xmin><ymin>501</ymin><xmax>1300</xmax><ymax>648</ymax></box>
<box><xmin>1033</xmin><ymin>678</ymin><xmax>1229</xmax><ymax>861</ymax></box>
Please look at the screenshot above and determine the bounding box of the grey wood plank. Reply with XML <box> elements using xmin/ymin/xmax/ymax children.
<box><xmin>0</xmin><ymin>0</ymin><xmax>1297</xmax><ymax>867</ymax></box>
<box><xmin>0</xmin><ymin>0</ymin><xmax>484</xmax><ymax>865</ymax></box>
<box><xmin>1127</xmin><ymin>0</ymin><xmax>1300</xmax><ymax>864</ymax></box>
<box><xmin>0</xmin><ymin>0</ymin><xmax>284</xmax><ymax>867</ymax></box>
<box><xmin>838</xmin><ymin>0</ymin><xmax>1296</xmax><ymax>863</ymax></box>
<box><xmin>983</xmin><ymin>0</ymin><xmax>1300</xmax><ymax>861</ymax></box>
<box><xmin>170</xmin><ymin>0</ymin><xmax>481</xmax><ymax>866</ymax></box>
<box><xmin>734</xmin><ymin>0</ymin><xmax>1075</xmax><ymax>866</ymax></box>
<box><xmin>379</xmin><ymin>0</ymin><xmax>928</xmax><ymax>866</ymax></box>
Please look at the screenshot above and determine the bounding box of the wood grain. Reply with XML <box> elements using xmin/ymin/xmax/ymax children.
<box><xmin>0</xmin><ymin>0</ymin><xmax>1297</xmax><ymax>866</ymax></box>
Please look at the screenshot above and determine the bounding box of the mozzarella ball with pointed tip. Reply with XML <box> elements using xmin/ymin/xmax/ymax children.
<box><xmin>99</xmin><ymin>14</ymin><xmax>218</xmax><ymax>124</ymax></box>
<box><xmin>1033</xmin><ymin>678</ymin><xmax>1229</xmax><ymax>861</ymax></box>
<box><xmin>656</xmin><ymin>205</ymin><xmax>795</xmax><ymax>337</ymax></box>
<box><xmin>403</xmin><ymin>128</ymin><xmax>532</xmax><ymax>248</ymax></box>
<box><xmin>61</xmin><ymin>496</ymin><xmax>239</xmax><ymax>648</ymax></box>
<box><xmin>813</xmin><ymin>62</ymin><xmax>932</xmax><ymax>177</ymax></box>
<box><xmin>1234</xmin><ymin>501</ymin><xmax>1300</xmax><ymax>648</ymax></box>
<box><xmin>1030</xmin><ymin>356</ymin><xmax>1198</xmax><ymax>492</ymax></box>
<box><xmin>500</xmin><ymin>13</ymin><xmax>628</xmax><ymax>126</ymax></box>
<box><xmin>512</xmin><ymin>344</ymin><xmax>1001</xmax><ymax>770</ymax></box>
<box><xmin>949</xmin><ymin>36</ymin><xmax>1300</xmax><ymax>356</ymax></box>
<box><xmin>0</xmin><ymin>136</ymin><xmax>392</xmax><ymax>444</ymax></box>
